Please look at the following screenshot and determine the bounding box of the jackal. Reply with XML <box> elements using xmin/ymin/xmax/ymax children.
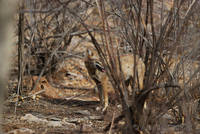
<box><xmin>84</xmin><ymin>48</ymin><xmax>145</xmax><ymax>112</ymax></box>
<box><xmin>84</xmin><ymin>48</ymin><xmax>105</xmax><ymax>107</ymax></box>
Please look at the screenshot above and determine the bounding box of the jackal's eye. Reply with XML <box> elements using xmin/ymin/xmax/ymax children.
<box><xmin>95</xmin><ymin>61</ymin><xmax>105</xmax><ymax>72</ymax></box>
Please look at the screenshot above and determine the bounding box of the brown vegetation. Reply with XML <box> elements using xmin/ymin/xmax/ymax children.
<box><xmin>3</xmin><ymin>0</ymin><xmax>200</xmax><ymax>134</ymax></box>
<box><xmin>84</xmin><ymin>48</ymin><xmax>145</xmax><ymax>112</ymax></box>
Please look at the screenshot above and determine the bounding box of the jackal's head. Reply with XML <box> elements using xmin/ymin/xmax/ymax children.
<box><xmin>85</xmin><ymin>48</ymin><xmax>98</xmax><ymax>60</ymax></box>
<box><xmin>86</xmin><ymin>48</ymin><xmax>93</xmax><ymax>59</ymax></box>
<box><xmin>85</xmin><ymin>48</ymin><xmax>105</xmax><ymax>72</ymax></box>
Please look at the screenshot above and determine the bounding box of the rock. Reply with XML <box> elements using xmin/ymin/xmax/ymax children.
<box><xmin>20</xmin><ymin>114</ymin><xmax>47</xmax><ymax>124</ymax></box>
<box><xmin>47</xmin><ymin>121</ymin><xmax>62</xmax><ymax>127</ymax></box>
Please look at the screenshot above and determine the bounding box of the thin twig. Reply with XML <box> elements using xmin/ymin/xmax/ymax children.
<box><xmin>108</xmin><ymin>112</ymin><xmax>115</xmax><ymax>134</ymax></box>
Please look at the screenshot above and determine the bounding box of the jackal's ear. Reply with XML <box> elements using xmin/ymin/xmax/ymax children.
<box><xmin>95</xmin><ymin>61</ymin><xmax>105</xmax><ymax>72</ymax></box>
<box><xmin>84</xmin><ymin>48</ymin><xmax>93</xmax><ymax>58</ymax></box>
<box><xmin>87</xmin><ymin>48</ymin><xmax>93</xmax><ymax>56</ymax></box>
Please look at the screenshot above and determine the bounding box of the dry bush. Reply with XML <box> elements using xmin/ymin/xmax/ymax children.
<box><xmin>16</xmin><ymin>0</ymin><xmax>97</xmax><ymax>93</ymax></box>
<box><xmin>79</xmin><ymin>0</ymin><xmax>200</xmax><ymax>133</ymax></box>
<box><xmin>13</xmin><ymin>0</ymin><xmax>200</xmax><ymax>133</ymax></box>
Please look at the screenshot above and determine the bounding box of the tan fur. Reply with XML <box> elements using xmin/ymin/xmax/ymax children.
<box><xmin>120</xmin><ymin>54</ymin><xmax>145</xmax><ymax>90</ymax></box>
<box><xmin>84</xmin><ymin>48</ymin><xmax>145</xmax><ymax>112</ymax></box>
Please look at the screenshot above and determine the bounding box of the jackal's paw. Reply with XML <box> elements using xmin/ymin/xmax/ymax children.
<box><xmin>102</xmin><ymin>104</ymin><xmax>108</xmax><ymax>114</ymax></box>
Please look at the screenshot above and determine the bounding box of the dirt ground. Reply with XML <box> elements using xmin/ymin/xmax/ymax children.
<box><xmin>2</xmin><ymin>56</ymin><xmax>123</xmax><ymax>134</ymax></box>
<box><xmin>3</xmin><ymin>86</ymin><xmax>124</xmax><ymax>134</ymax></box>
<box><xmin>3</xmin><ymin>48</ymin><xmax>200</xmax><ymax>134</ymax></box>
<box><xmin>3</xmin><ymin>1</ymin><xmax>200</xmax><ymax>133</ymax></box>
